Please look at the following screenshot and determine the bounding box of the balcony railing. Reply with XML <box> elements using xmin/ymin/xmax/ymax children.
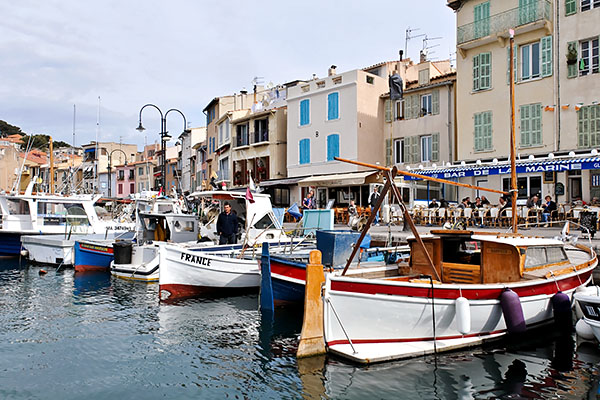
<box><xmin>252</xmin><ymin>130</ymin><xmax>269</xmax><ymax>144</ymax></box>
<box><xmin>457</xmin><ymin>0</ymin><xmax>551</xmax><ymax>45</ymax></box>
<box><xmin>236</xmin><ymin>134</ymin><xmax>249</xmax><ymax>148</ymax></box>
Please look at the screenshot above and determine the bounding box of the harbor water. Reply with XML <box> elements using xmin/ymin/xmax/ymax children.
<box><xmin>2</xmin><ymin>259</ymin><xmax>600</xmax><ymax>399</ymax></box>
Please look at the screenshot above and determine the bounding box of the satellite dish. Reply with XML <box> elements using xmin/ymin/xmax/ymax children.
<box><xmin>267</xmin><ymin>82</ymin><xmax>274</xmax><ymax>89</ymax></box>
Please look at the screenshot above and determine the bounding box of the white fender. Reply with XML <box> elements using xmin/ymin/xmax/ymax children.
<box><xmin>456</xmin><ymin>296</ymin><xmax>471</xmax><ymax>335</ymax></box>
<box><xmin>575</xmin><ymin>318</ymin><xmax>596</xmax><ymax>341</ymax></box>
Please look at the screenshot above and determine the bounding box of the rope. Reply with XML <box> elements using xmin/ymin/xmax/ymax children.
<box><xmin>326</xmin><ymin>296</ymin><xmax>357</xmax><ymax>354</ymax></box>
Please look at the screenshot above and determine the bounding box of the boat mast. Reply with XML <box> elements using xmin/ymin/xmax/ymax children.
<box><xmin>509</xmin><ymin>29</ymin><xmax>518</xmax><ymax>234</ymax></box>
<box><xmin>49</xmin><ymin>137</ymin><xmax>54</xmax><ymax>194</ymax></box>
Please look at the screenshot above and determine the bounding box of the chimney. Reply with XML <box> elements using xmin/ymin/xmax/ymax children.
<box><xmin>399</xmin><ymin>50</ymin><xmax>403</xmax><ymax>61</ymax></box>
<box><xmin>420</xmin><ymin>50</ymin><xmax>427</xmax><ymax>63</ymax></box>
<box><xmin>328</xmin><ymin>65</ymin><xmax>337</xmax><ymax>76</ymax></box>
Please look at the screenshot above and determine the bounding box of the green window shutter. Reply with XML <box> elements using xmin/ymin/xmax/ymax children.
<box><xmin>404</xmin><ymin>138</ymin><xmax>411</xmax><ymax>163</ymax></box>
<box><xmin>473</xmin><ymin>54</ymin><xmax>480</xmax><ymax>91</ymax></box>
<box><xmin>385</xmin><ymin>99</ymin><xmax>392</xmax><ymax>122</ymax></box>
<box><xmin>431</xmin><ymin>133</ymin><xmax>439</xmax><ymax>162</ymax></box>
<box><xmin>592</xmin><ymin>105</ymin><xmax>600</xmax><ymax>148</ymax></box>
<box><xmin>507</xmin><ymin>46</ymin><xmax>511</xmax><ymax>84</ymax></box>
<box><xmin>565</xmin><ymin>0</ymin><xmax>577</xmax><ymax>15</ymax></box>
<box><xmin>578</xmin><ymin>106</ymin><xmax>589</xmax><ymax>148</ymax></box>
<box><xmin>407</xmin><ymin>95</ymin><xmax>414</xmax><ymax>119</ymax></box>
<box><xmin>480</xmin><ymin>52</ymin><xmax>491</xmax><ymax>89</ymax></box>
<box><xmin>484</xmin><ymin>111</ymin><xmax>492</xmax><ymax>150</ymax></box>
<box><xmin>411</xmin><ymin>95</ymin><xmax>419</xmax><ymax>119</ymax></box>
<box><xmin>411</xmin><ymin>136</ymin><xmax>419</xmax><ymax>163</ymax></box>
<box><xmin>385</xmin><ymin>138</ymin><xmax>392</xmax><ymax>165</ymax></box>
<box><xmin>432</xmin><ymin>90</ymin><xmax>440</xmax><ymax>115</ymax></box>
<box><xmin>520</xmin><ymin>104</ymin><xmax>530</xmax><ymax>146</ymax></box>
<box><xmin>532</xmin><ymin>103</ymin><xmax>542</xmax><ymax>145</ymax></box>
<box><xmin>474</xmin><ymin>113</ymin><xmax>482</xmax><ymax>151</ymax></box>
<box><xmin>567</xmin><ymin>42</ymin><xmax>578</xmax><ymax>78</ymax></box>
<box><xmin>541</xmin><ymin>36</ymin><xmax>553</xmax><ymax>77</ymax></box>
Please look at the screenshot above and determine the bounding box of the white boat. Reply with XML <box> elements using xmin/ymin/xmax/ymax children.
<box><xmin>573</xmin><ymin>286</ymin><xmax>600</xmax><ymax>342</ymax></box>
<box><xmin>158</xmin><ymin>190</ymin><xmax>290</xmax><ymax>300</ymax></box>
<box><xmin>321</xmin><ymin>231</ymin><xmax>596</xmax><ymax>363</ymax></box>
<box><xmin>9</xmin><ymin>180</ymin><xmax>132</xmax><ymax>259</ymax></box>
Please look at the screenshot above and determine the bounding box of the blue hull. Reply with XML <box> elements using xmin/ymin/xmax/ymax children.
<box><xmin>272</xmin><ymin>277</ymin><xmax>305</xmax><ymax>306</ymax></box>
<box><xmin>0</xmin><ymin>232</ymin><xmax>27</xmax><ymax>257</ymax></box>
<box><xmin>74</xmin><ymin>241</ymin><xmax>114</xmax><ymax>272</ymax></box>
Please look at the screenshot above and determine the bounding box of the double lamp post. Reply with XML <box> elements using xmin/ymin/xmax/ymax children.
<box><xmin>136</xmin><ymin>104</ymin><xmax>189</xmax><ymax>192</ymax></box>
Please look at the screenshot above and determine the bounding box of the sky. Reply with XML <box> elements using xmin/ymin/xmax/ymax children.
<box><xmin>0</xmin><ymin>0</ymin><xmax>456</xmax><ymax>150</ymax></box>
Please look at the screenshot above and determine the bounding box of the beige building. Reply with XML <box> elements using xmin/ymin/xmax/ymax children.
<box><xmin>81</xmin><ymin>142</ymin><xmax>137</xmax><ymax>194</ymax></box>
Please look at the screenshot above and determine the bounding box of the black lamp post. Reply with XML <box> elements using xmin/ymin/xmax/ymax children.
<box><xmin>136</xmin><ymin>104</ymin><xmax>189</xmax><ymax>192</ymax></box>
<box><xmin>107</xmin><ymin>148</ymin><xmax>128</xmax><ymax>198</ymax></box>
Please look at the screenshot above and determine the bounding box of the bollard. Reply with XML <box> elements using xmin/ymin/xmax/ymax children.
<box><xmin>259</xmin><ymin>242</ymin><xmax>274</xmax><ymax>313</ymax></box>
<box><xmin>297</xmin><ymin>250</ymin><xmax>326</xmax><ymax>358</ymax></box>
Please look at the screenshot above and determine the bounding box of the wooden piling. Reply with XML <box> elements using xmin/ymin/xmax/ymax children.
<box><xmin>297</xmin><ymin>250</ymin><xmax>326</xmax><ymax>358</ymax></box>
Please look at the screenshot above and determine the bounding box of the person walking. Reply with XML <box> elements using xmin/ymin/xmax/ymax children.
<box><xmin>369</xmin><ymin>186</ymin><xmax>380</xmax><ymax>225</ymax></box>
<box><xmin>217</xmin><ymin>202</ymin><xmax>238</xmax><ymax>245</ymax></box>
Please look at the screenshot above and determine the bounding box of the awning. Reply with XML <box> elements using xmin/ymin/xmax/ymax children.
<box><xmin>299</xmin><ymin>171</ymin><xmax>381</xmax><ymax>187</ymax></box>
<box><xmin>258</xmin><ymin>176</ymin><xmax>305</xmax><ymax>187</ymax></box>
<box><xmin>404</xmin><ymin>156</ymin><xmax>600</xmax><ymax>181</ymax></box>
<box><xmin>84</xmin><ymin>148</ymin><xmax>96</xmax><ymax>153</ymax></box>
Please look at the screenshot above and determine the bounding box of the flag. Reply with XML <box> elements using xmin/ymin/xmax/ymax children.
<box><xmin>245</xmin><ymin>187</ymin><xmax>255</xmax><ymax>203</ymax></box>
<box><xmin>389</xmin><ymin>73</ymin><xmax>403</xmax><ymax>101</ymax></box>
<box><xmin>249</xmin><ymin>174</ymin><xmax>256</xmax><ymax>192</ymax></box>
<box><xmin>287</xmin><ymin>203</ymin><xmax>302</xmax><ymax>220</ymax></box>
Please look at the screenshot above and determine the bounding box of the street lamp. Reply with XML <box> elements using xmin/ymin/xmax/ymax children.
<box><xmin>137</xmin><ymin>104</ymin><xmax>189</xmax><ymax>192</ymax></box>
<box><xmin>107</xmin><ymin>148</ymin><xmax>128</xmax><ymax>198</ymax></box>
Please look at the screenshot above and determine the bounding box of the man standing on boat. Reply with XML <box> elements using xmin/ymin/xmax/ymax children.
<box><xmin>217</xmin><ymin>202</ymin><xmax>238</xmax><ymax>245</ymax></box>
<box><xmin>369</xmin><ymin>186</ymin><xmax>380</xmax><ymax>225</ymax></box>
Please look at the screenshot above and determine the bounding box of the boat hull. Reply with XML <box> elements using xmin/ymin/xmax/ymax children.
<box><xmin>74</xmin><ymin>241</ymin><xmax>114</xmax><ymax>272</ymax></box>
<box><xmin>270</xmin><ymin>256</ymin><xmax>308</xmax><ymax>306</ymax></box>
<box><xmin>574</xmin><ymin>291</ymin><xmax>600</xmax><ymax>342</ymax></box>
<box><xmin>0</xmin><ymin>231</ymin><xmax>27</xmax><ymax>257</ymax></box>
<box><xmin>110</xmin><ymin>245</ymin><xmax>160</xmax><ymax>282</ymax></box>
<box><xmin>324</xmin><ymin>264</ymin><xmax>596</xmax><ymax>364</ymax></box>
<box><xmin>159</xmin><ymin>244</ymin><xmax>261</xmax><ymax>301</ymax></box>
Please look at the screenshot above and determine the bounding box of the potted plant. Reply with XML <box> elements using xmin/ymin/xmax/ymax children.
<box><xmin>566</xmin><ymin>43</ymin><xmax>578</xmax><ymax>65</ymax></box>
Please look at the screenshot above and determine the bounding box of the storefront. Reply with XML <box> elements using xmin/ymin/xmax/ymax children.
<box><xmin>404</xmin><ymin>155</ymin><xmax>600</xmax><ymax>205</ymax></box>
<box><xmin>297</xmin><ymin>171</ymin><xmax>384</xmax><ymax>209</ymax></box>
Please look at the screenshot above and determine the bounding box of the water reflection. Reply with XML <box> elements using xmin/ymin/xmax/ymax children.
<box><xmin>73</xmin><ymin>271</ymin><xmax>111</xmax><ymax>298</ymax></box>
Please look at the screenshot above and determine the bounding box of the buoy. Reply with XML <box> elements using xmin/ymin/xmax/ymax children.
<box><xmin>456</xmin><ymin>296</ymin><xmax>471</xmax><ymax>335</ymax></box>
<box><xmin>500</xmin><ymin>288</ymin><xmax>526</xmax><ymax>334</ymax></box>
<box><xmin>39</xmin><ymin>269</ymin><xmax>47</xmax><ymax>275</ymax></box>
<box><xmin>575</xmin><ymin>319</ymin><xmax>596</xmax><ymax>341</ymax></box>
<box><xmin>20</xmin><ymin>249</ymin><xmax>29</xmax><ymax>257</ymax></box>
<box><xmin>551</xmin><ymin>292</ymin><xmax>573</xmax><ymax>334</ymax></box>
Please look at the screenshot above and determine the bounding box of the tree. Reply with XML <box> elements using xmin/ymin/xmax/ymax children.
<box><xmin>0</xmin><ymin>120</ymin><xmax>25</xmax><ymax>137</ymax></box>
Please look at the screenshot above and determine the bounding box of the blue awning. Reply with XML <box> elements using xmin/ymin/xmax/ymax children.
<box><xmin>84</xmin><ymin>148</ymin><xmax>96</xmax><ymax>153</ymax></box>
<box><xmin>404</xmin><ymin>157</ymin><xmax>600</xmax><ymax>181</ymax></box>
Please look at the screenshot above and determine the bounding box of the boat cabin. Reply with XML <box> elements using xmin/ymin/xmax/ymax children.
<box><xmin>408</xmin><ymin>230</ymin><xmax>573</xmax><ymax>284</ymax></box>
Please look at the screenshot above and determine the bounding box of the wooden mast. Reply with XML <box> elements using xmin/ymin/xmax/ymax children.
<box><xmin>49</xmin><ymin>137</ymin><xmax>54</xmax><ymax>194</ymax></box>
<box><xmin>509</xmin><ymin>29</ymin><xmax>518</xmax><ymax>233</ymax></box>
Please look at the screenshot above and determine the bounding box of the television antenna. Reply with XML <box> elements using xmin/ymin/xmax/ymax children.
<box><xmin>405</xmin><ymin>27</ymin><xmax>425</xmax><ymax>60</ymax></box>
<box><xmin>422</xmin><ymin>35</ymin><xmax>442</xmax><ymax>60</ymax></box>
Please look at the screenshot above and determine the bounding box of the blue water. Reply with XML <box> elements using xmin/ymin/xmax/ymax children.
<box><xmin>1</xmin><ymin>259</ymin><xmax>600</xmax><ymax>399</ymax></box>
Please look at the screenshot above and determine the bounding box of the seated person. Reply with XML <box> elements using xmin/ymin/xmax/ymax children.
<box><xmin>480</xmin><ymin>196</ymin><xmax>491</xmax><ymax>206</ymax></box>
<box><xmin>526</xmin><ymin>194</ymin><xmax>541</xmax><ymax>209</ymax></box>
<box><xmin>542</xmin><ymin>195</ymin><xmax>557</xmax><ymax>226</ymax></box>
<box><xmin>428</xmin><ymin>198</ymin><xmax>439</xmax><ymax>208</ymax></box>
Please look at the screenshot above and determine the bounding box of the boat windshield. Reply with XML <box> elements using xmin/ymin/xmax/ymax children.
<box><xmin>524</xmin><ymin>246</ymin><xmax>568</xmax><ymax>270</ymax></box>
<box><xmin>6</xmin><ymin>199</ymin><xmax>30</xmax><ymax>215</ymax></box>
<box><xmin>38</xmin><ymin>202</ymin><xmax>90</xmax><ymax>226</ymax></box>
<box><xmin>442</xmin><ymin>238</ymin><xmax>481</xmax><ymax>265</ymax></box>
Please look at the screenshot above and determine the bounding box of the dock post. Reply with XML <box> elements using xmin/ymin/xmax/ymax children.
<box><xmin>297</xmin><ymin>250</ymin><xmax>326</xmax><ymax>358</ymax></box>
<box><xmin>259</xmin><ymin>242</ymin><xmax>274</xmax><ymax>313</ymax></box>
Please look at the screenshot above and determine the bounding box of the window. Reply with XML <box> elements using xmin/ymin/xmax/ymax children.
<box><xmin>503</xmin><ymin>176</ymin><xmax>541</xmax><ymax>199</ymax></box>
<box><xmin>394</xmin><ymin>100</ymin><xmax>404</xmax><ymax>120</ymax></box>
<box><xmin>138</xmin><ymin>167</ymin><xmax>143</xmax><ymax>176</ymax></box>
<box><xmin>474</xmin><ymin>1</ymin><xmax>490</xmax><ymax>39</ymax></box>
<box><xmin>518</xmin><ymin>0</ymin><xmax>538</xmax><ymax>25</ymax></box>
<box><xmin>582</xmin><ymin>0</ymin><xmax>600</xmax><ymax>11</ymax></box>
<box><xmin>418</xmin><ymin>69</ymin><xmax>430</xmax><ymax>85</ymax></box>
<box><xmin>394</xmin><ymin>138</ymin><xmax>404</xmax><ymax>164</ymax></box>
<box><xmin>130</xmin><ymin>183</ymin><xmax>135</xmax><ymax>193</ymax></box>
<box><xmin>326</xmin><ymin>134</ymin><xmax>340</xmax><ymax>161</ymax></box>
<box><xmin>473</xmin><ymin>52</ymin><xmax>491</xmax><ymax>91</ymax></box>
<box><xmin>236</xmin><ymin>124</ymin><xmax>249</xmax><ymax>147</ymax></box>
<box><xmin>218</xmin><ymin>120</ymin><xmax>230</xmax><ymax>145</ymax></box>
<box><xmin>327</xmin><ymin>92</ymin><xmax>339</xmax><ymax>120</ymax></box>
<box><xmin>474</xmin><ymin>111</ymin><xmax>492</xmax><ymax>151</ymax></box>
<box><xmin>421</xmin><ymin>94</ymin><xmax>432</xmax><ymax>116</ymax></box>
<box><xmin>520</xmin><ymin>103</ymin><xmax>542</xmax><ymax>147</ymax></box>
<box><xmin>578</xmin><ymin>104</ymin><xmax>600</xmax><ymax>148</ymax></box>
<box><xmin>254</xmin><ymin>119</ymin><xmax>268</xmax><ymax>143</ymax></box>
<box><xmin>299</xmin><ymin>138</ymin><xmax>310</xmax><ymax>165</ymax></box>
<box><xmin>118</xmin><ymin>170</ymin><xmax>124</xmax><ymax>180</ymax></box>
<box><xmin>565</xmin><ymin>0</ymin><xmax>577</xmax><ymax>15</ymax></box>
<box><xmin>419</xmin><ymin>133</ymin><xmax>439</xmax><ymax>162</ymax></box>
<box><xmin>366</xmin><ymin>75</ymin><xmax>374</xmax><ymax>84</ymax></box>
<box><xmin>521</xmin><ymin>42</ymin><xmax>540</xmax><ymax>80</ymax></box>
<box><xmin>579</xmin><ymin>37</ymin><xmax>599</xmax><ymax>76</ymax></box>
<box><xmin>300</xmin><ymin>99</ymin><xmax>310</xmax><ymax>126</ymax></box>
<box><xmin>118</xmin><ymin>184</ymin><xmax>123</xmax><ymax>195</ymax></box>
<box><xmin>219</xmin><ymin>157</ymin><xmax>229</xmax><ymax>180</ymax></box>
<box><xmin>273</xmin><ymin>188</ymin><xmax>290</xmax><ymax>206</ymax></box>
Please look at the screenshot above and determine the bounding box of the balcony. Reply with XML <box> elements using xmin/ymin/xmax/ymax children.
<box><xmin>236</xmin><ymin>134</ymin><xmax>249</xmax><ymax>148</ymax></box>
<box><xmin>457</xmin><ymin>0</ymin><xmax>551</xmax><ymax>47</ymax></box>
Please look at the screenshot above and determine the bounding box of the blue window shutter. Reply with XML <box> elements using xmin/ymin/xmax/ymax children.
<box><xmin>327</xmin><ymin>134</ymin><xmax>340</xmax><ymax>161</ymax></box>
<box><xmin>328</xmin><ymin>93</ymin><xmax>339</xmax><ymax>120</ymax></box>
<box><xmin>299</xmin><ymin>138</ymin><xmax>310</xmax><ymax>164</ymax></box>
<box><xmin>300</xmin><ymin>99</ymin><xmax>310</xmax><ymax>126</ymax></box>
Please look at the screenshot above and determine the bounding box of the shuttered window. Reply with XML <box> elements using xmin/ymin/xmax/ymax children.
<box><xmin>431</xmin><ymin>132</ymin><xmax>439</xmax><ymax>162</ymax></box>
<box><xmin>384</xmin><ymin>99</ymin><xmax>392</xmax><ymax>122</ymax></box>
<box><xmin>520</xmin><ymin>103</ymin><xmax>542</xmax><ymax>147</ymax></box>
<box><xmin>578</xmin><ymin>105</ymin><xmax>600</xmax><ymax>148</ymax></box>
<box><xmin>327</xmin><ymin>92</ymin><xmax>339</xmax><ymax>120</ymax></box>
<box><xmin>474</xmin><ymin>1</ymin><xmax>490</xmax><ymax>39</ymax></box>
<box><xmin>432</xmin><ymin>90</ymin><xmax>440</xmax><ymax>115</ymax></box>
<box><xmin>507</xmin><ymin>45</ymin><xmax>518</xmax><ymax>84</ymax></box>
<box><xmin>403</xmin><ymin>136</ymin><xmax>420</xmax><ymax>163</ymax></box>
<box><xmin>474</xmin><ymin>111</ymin><xmax>493</xmax><ymax>151</ymax></box>
<box><xmin>518</xmin><ymin>0</ymin><xmax>537</xmax><ymax>25</ymax></box>
<box><xmin>299</xmin><ymin>138</ymin><xmax>310</xmax><ymax>164</ymax></box>
<box><xmin>473</xmin><ymin>52</ymin><xmax>491</xmax><ymax>91</ymax></box>
<box><xmin>300</xmin><ymin>99</ymin><xmax>310</xmax><ymax>126</ymax></box>
<box><xmin>541</xmin><ymin>36</ymin><xmax>553</xmax><ymax>77</ymax></box>
<box><xmin>326</xmin><ymin>134</ymin><xmax>340</xmax><ymax>161</ymax></box>
<box><xmin>567</xmin><ymin>41</ymin><xmax>579</xmax><ymax>78</ymax></box>
<box><xmin>565</xmin><ymin>0</ymin><xmax>577</xmax><ymax>15</ymax></box>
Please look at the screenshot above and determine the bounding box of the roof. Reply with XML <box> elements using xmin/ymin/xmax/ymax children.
<box><xmin>203</xmin><ymin>97</ymin><xmax>219</xmax><ymax>112</ymax></box>
<box><xmin>405</xmin><ymin>71</ymin><xmax>457</xmax><ymax>90</ymax></box>
<box><xmin>447</xmin><ymin>0</ymin><xmax>463</xmax><ymax>10</ymax></box>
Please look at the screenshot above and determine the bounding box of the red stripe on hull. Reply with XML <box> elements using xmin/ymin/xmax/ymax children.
<box><xmin>327</xmin><ymin>329</ymin><xmax>506</xmax><ymax>346</ymax></box>
<box><xmin>75</xmin><ymin>264</ymin><xmax>110</xmax><ymax>272</ymax></box>
<box><xmin>159</xmin><ymin>284</ymin><xmax>258</xmax><ymax>302</ymax></box>
<box><xmin>330</xmin><ymin>269</ymin><xmax>594</xmax><ymax>300</ymax></box>
<box><xmin>270</xmin><ymin>260</ymin><xmax>307</xmax><ymax>281</ymax></box>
